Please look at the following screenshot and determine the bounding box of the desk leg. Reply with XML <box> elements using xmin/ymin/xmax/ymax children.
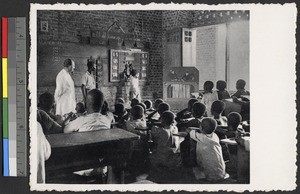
<box><xmin>120</xmin><ymin>164</ymin><xmax>125</xmax><ymax>184</ymax></box>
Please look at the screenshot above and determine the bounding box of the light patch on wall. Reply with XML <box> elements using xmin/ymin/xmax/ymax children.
<box><xmin>41</xmin><ymin>21</ymin><xmax>48</xmax><ymax>32</ymax></box>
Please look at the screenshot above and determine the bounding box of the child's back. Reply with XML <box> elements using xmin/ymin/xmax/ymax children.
<box><xmin>201</xmin><ymin>81</ymin><xmax>218</xmax><ymax>117</ymax></box>
<box><xmin>187</xmin><ymin>102</ymin><xmax>206</xmax><ymax>128</ymax></box>
<box><xmin>150</xmin><ymin>111</ymin><xmax>181</xmax><ymax>169</ymax></box>
<box><xmin>125</xmin><ymin>105</ymin><xmax>147</xmax><ymax>135</ymax></box>
<box><xmin>189</xmin><ymin>118</ymin><xmax>226</xmax><ymax>181</ymax></box>
<box><xmin>231</xmin><ymin>79</ymin><xmax>250</xmax><ymax>98</ymax></box>
<box><xmin>216</xmin><ymin>80</ymin><xmax>230</xmax><ymax>100</ymax></box>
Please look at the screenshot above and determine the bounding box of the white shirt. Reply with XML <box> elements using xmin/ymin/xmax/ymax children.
<box><xmin>81</xmin><ymin>71</ymin><xmax>96</xmax><ymax>90</ymax></box>
<box><xmin>190</xmin><ymin>130</ymin><xmax>226</xmax><ymax>181</ymax></box>
<box><xmin>37</xmin><ymin>122</ymin><xmax>51</xmax><ymax>183</ymax></box>
<box><xmin>64</xmin><ymin>113</ymin><xmax>112</xmax><ymax>133</ymax></box>
<box><xmin>54</xmin><ymin>69</ymin><xmax>76</xmax><ymax>115</ymax></box>
<box><xmin>201</xmin><ymin>91</ymin><xmax>219</xmax><ymax>117</ymax></box>
<box><xmin>129</xmin><ymin>75</ymin><xmax>139</xmax><ymax>93</ymax></box>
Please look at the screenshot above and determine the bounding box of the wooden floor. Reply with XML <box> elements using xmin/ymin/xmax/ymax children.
<box><xmin>48</xmin><ymin>160</ymin><xmax>245</xmax><ymax>184</ymax></box>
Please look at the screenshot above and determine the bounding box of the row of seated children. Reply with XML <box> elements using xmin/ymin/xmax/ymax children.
<box><xmin>114</xmin><ymin>96</ymin><xmax>249</xmax><ymax>182</ymax></box>
<box><xmin>38</xmin><ymin>87</ymin><xmax>249</xmax><ymax>183</ymax></box>
<box><xmin>198</xmin><ymin>79</ymin><xmax>250</xmax><ymax>119</ymax></box>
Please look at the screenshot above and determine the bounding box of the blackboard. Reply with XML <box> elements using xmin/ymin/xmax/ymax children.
<box><xmin>37</xmin><ymin>40</ymin><xmax>108</xmax><ymax>87</ymax></box>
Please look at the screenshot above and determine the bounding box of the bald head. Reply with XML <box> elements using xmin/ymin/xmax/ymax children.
<box><xmin>86</xmin><ymin>89</ymin><xmax>104</xmax><ymax>113</ymax></box>
<box><xmin>201</xmin><ymin>118</ymin><xmax>217</xmax><ymax>134</ymax></box>
<box><xmin>63</xmin><ymin>59</ymin><xmax>75</xmax><ymax>73</ymax></box>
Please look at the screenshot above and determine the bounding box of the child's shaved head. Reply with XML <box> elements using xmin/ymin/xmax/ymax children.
<box><xmin>211</xmin><ymin>100</ymin><xmax>226</xmax><ymax>115</ymax></box>
<box><xmin>115</xmin><ymin>103</ymin><xmax>125</xmax><ymax>116</ymax></box>
<box><xmin>188</xmin><ymin>98</ymin><xmax>198</xmax><ymax>111</ymax></box>
<box><xmin>154</xmin><ymin>98</ymin><xmax>164</xmax><ymax>110</ymax></box>
<box><xmin>131</xmin><ymin>105</ymin><xmax>144</xmax><ymax>120</ymax></box>
<box><xmin>76</xmin><ymin>102</ymin><xmax>85</xmax><ymax>114</ymax></box>
<box><xmin>204</xmin><ymin>81</ymin><xmax>214</xmax><ymax>92</ymax></box>
<box><xmin>201</xmin><ymin>118</ymin><xmax>217</xmax><ymax>134</ymax></box>
<box><xmin>144</xmin><ymin>100</ymin><xmax>152</xmax><ymax>109</ymax></box>
<box><xmin>236</xmin><ymin>79</ymin><xmax>246</xmax><ymax>90</ymax></box>
<box><xmin>157</xmin><ymin>102</ymin><xmax>170</xmax><ymax>115</ymax></box>
<box><xmin>138</xmin><ymin>102</ymin><xmax>147</xmax><ymax>113</ymax></box>
<box><xmin>227</xmin><ymin>112</ymin><xmax>242</xmax><ymax>129</ymax></box>
<box><xmin>131</xmin><ymin>98</ymin><xmax>140</xmax><ymax>108</ymax></box>
<box><xmin>192</xmin><ymin>102</ymin><xmax>206</xmax><ymax>118</ymax></box>
<box><xmin>216</xmin><ymin>80</ymin><xmax>227</xmax><ymax>91</ymax></box>
<box><xmin>161</xmin><ymin>111</ymin><xmax>175</xmax><ymax>126</ymax></box>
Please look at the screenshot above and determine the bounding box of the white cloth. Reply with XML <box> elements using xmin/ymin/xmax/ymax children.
<box><xmin>190</xmin><ymin>130</ymin><xmax>226</xmax><ymax>181</ymax></box>
<box><xmin>128</xmin><ymin>75</ymin><xmax>141</xmax><ymax>101</ymax></box>
<box><xmin>37</xmin><ymin>122</ymin><xmax>51</xmax><ymax>183</ymax></box>
<box><xmin>54</xmin><ymin>69</ymin><xmax>76</xmax><ymax>115</ymax></box>
<box><xmin>64</xmin><ymin>113</ymin><xmax>111</xmax><ymax>133</ymax></box>
<box><xmin>201</xmin><ymin>91</ymin><xmax>219</xmax><ymax>117</ymax></box>
<box><xmin>81</xmin><ymin>71</ymin><xmax>96</xmax><ymax>90</ymax></box>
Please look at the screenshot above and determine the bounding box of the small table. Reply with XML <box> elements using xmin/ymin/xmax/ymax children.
<box><xmin>45</xmin><ymin>128</ymin><xmax>139</xmax><ymax>183</ymax></box>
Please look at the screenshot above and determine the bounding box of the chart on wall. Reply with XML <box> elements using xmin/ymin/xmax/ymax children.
<box><xmin>110</xmin><ymin>49</ymin><xmax>148</xmax><ymax>82</ymax></box>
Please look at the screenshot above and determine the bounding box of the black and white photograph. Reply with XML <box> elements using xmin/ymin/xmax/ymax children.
<box><xmin>29</xmin><ymin>3</ymin><xmax>296</xmax><ymax>192</ymax></box>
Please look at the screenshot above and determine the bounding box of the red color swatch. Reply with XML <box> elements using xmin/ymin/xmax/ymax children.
<box><xmin>2</xmin><ymin>18</ymin><xmax>8</xmax><ymax>58</ymax></box>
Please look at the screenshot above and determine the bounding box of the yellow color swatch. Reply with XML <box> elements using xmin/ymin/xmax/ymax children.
<box><xmin>2</xmin><ymin>58</ymin><xmax>8</xmax><ymax>98</ymax></box>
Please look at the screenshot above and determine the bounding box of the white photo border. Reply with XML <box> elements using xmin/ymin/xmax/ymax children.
<box><xmin>29</xmin><ymin>3</ymin><xmax>297</xmax><ymax>192</ymax></box>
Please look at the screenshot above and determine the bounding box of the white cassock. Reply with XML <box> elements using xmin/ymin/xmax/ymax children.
<box><xmin>54</xmin><ymin>69</ymin><xmax>76</xmax><ymax>115</ymax></box>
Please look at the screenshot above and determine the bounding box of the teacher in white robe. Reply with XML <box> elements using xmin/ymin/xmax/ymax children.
<box><xmin>54</xmin><ymin>59</ymin><xmax>76</xmax><ymax>116</ymax></box>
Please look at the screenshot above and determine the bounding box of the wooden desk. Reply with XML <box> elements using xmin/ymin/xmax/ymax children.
<box><xmin>45</xmin><ymin>128</ymin><xmax>139</xmax><ymax>183</ymax></box>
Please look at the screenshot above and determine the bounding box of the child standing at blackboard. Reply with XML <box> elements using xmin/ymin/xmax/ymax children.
<box><xmin>129</xmin><ymin>69</ymin><xmax>141</xmax><ymax>102</ymax></box>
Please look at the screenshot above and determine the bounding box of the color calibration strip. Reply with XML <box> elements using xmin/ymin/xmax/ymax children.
<box><xmin>2</xmin><ymin>17</ymin><xmax>9</xmax><ymax>176</ymax></box>
<box><xmin>2</xmin><ymin>17</ymin><xmax>27</xmax><ymax>176</ymax></box>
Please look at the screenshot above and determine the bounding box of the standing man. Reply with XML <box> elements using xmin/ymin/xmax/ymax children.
<box><xmin>54</xmin><ymin>59</ymin><xmax>76</xmax><ymax>116</ymax></box>
<box><xmin>81</xmin><ymin>60</ymin><xmax>96</xmax><ymax>103</ymax></box>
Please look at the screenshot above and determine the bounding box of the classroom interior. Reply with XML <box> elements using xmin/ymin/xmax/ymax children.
<box><xmin>36</xmin><ymin>10</ymin><xmax>250</xmax><ymax>184</ymax></box>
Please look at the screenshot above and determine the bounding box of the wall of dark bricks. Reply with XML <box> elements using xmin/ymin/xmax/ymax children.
<box><xmin>37</xmin><ymin>10</ymin><xmax>164</xmax><ymax>104</ymax></box>
<box><xmin>37</xmin><ymin>10</ymin><xmax>249</xmax><ymax>105</ymax></box>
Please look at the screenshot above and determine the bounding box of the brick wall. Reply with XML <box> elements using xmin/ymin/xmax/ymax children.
<box><xmin>37</xmin><ymin>10</ymin><xmax>164</xmax><ymax>105</ymax></box>
<box><xmin>37</xmin><ymin>10</ymin><xmax>249</xmax><ymax>107</ymax></box>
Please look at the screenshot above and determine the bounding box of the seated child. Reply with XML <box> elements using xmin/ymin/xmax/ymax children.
<box><xmin>125</xmin><ymin>105</ymin><xmax>148</xmax><ymax>171</ymax></box>
<box><xmin>231</xmin><ymin>79</ymin><xmax>250</xmax><ymax>98</ymax></box>
<box><xmin>75</xmin><ymin>102</ymin><xmax>86</xmax><ymax>117</ymax></box>
<box><xmin>225</xmin><ymin>112</ymin><xmax>249</xmax><ymax>175</ymax></box>
<box><xmin>101</xmin><ymin>101</ymin><xmax>115</xmax><ymax>124</ymax></box>
<box><xmin>147</xmin><ymin>98</ymin><xmax>164</xmax><ymax>120</ymax></box>
<box><xmin>149</xmin><ymin>102</ymin><xmax>171</xmax><ymax>126</ymax></box>
<box><xmin>127</xmin><ymin>98</ymin><xmax>140</xmax><ymax>113</ymax></box>
<box><xmin>187</xmin><ymin>102</ymin><xmax>206</xmax><ymax>128</ymax></box>
<box><xmin>232</xmin><ymin>96</ymin><xmax>250</xmax><ymax>121</ymax></box>
<box><xmin>138</xmin><ymin>102</ymin><xmax>147</xmax><ymax>114</ymax></box>
<box><xmin>114</xmin><ymin>103</ymin><xmax>129</xmax><ymax>128</ymax></box>
<box><xmin>216</xmin><ymin>80</ymin><xmax>231</xmax><ymax>100</ymax></box>
<box><xmin>211</xmin><ymin>100</ymin><xmax>230</xmax><ymax>161</ymax></box>
<box><xmin>211</xmin><ymin>100</ymin><xmax>227</xmax><ymax>127</ymax></box>
<box><xmin>200</xmin><ymin>81</ymin><xmax>219</xmax><ymax>117</ymax></box>
<box><xmin>226</xmin><ymin>112</ymin><xmax>247</xmax><ymax>139</ymax></box>
<box><xmin>188</xmin><ymin>118</ymin><xmax>227</xmax><ymax>181</ymax></box>
<box><xmin>176</xmin><ymin>98</ymin><xmax>198</xmax><ymax>122</ymax></box>
<box><xmin>150</xmin><ymin>111</ymin><xmax>181</xmax><ymax>169</ymax></box>
<box><xmin>125</xmin><ymin>105</ymin><xmax>147</xmax><ymax>136</ymax></box>
<box><xmin>144</xmin><ymin>100</ymin><xmax>155</xmax><ymax>112</ymax></box>
<box><xmin>157</xmin><ymin>102</ymin><xmax>170</xmax><ymax>118</ymax></box>
<box><xmin>38</xmin><ymin>92</ymin><xmax>64</xmax><ymax>125</ymax></box>
<box><xmin>131</xmin><ymin>98</ymin><xmax>140</xmax><ymax>108</ymax></box>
